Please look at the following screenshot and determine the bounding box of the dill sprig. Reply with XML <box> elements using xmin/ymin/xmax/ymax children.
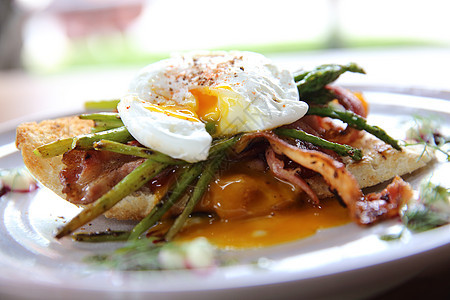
<box><xmin>403</xmin><ymin>114</ymin><xmax>450</xmax><ymax>161</ymax></box>
<box><xmin>380</xmin><ymin>179</ymin><xmax>450</xmax><ymax>241</ymax></box>
<box><xmin>84</xmin><ymin>237</ymin><xmax>217</xmax><ymax>271</ymax></box>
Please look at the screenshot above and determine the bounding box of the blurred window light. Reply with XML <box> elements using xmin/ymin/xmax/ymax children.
<box><xmin>15</xmin><ymin>0</ymin><xmax>450</xmax><ymax>73</ymax></box>
<box><xmin>23</xmin><ymin>14</ymin><xmax>69</xmax><ymax>72</ymax></box>
<box><xmin>128</xmin><ymin>0</ymin><xmax>331</xmax><ymax>52</ymax></box>
<box><xmin>333</xmin><ymin>0</ymin><xmax>450</xmax><ymax>47</ymax></box>
<box><xmin>16</xmin><ymin>0</ymin><xmax>52</xmax><ymax>10</ymax></box>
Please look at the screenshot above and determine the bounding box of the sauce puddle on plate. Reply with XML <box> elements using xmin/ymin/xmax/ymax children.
<box><xmin>150</xmin><ymin>160</ymin><xmax>352</xmax><ymax>249</ymax></box>
<box><xmin>175</xmin><ymin>199</ymin><xmax>350</xmax><ymax>249</ymax></box>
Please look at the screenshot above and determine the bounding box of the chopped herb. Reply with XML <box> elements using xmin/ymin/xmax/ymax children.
<box><xmin>84</xmin><ymin>237</ymin><xmax>216</xmax><ymax>271</ymax></box>
<box><xmin>379</xmin><ymin>229</ymin><xmax>405</xmax><ymax>241</ymax></box>
<box><xmin>402</xmin><ymin>181</ymin><xmax>450</xmax><ymax>232</ymax></box>
<box><xmin>404</xmin><ymin>114</ymin><xmax>450</xmax><ymax>161</ymax></box>
<box><xmin>381</xmin><ymin>180</ymin><xmax>450</xmax><ymax>241</ymax></box>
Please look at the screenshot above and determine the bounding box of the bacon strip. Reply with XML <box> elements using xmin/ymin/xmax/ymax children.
<box><xmin>355</xmin><ymin>176</ymin><xmax>413</xmax><ymax>225</ymax></box>
<box><xmin>289</xmin><ymin>87</ymin><xmax>368</xmax><ymax>145</ymax></box>
<box><xmin>263</xmin><ymin>133</ymin><xmax>363</xmax><ymax>207</ymax></box>
<box><xmin>328</xmin><ymin>85</ymin><xmax>368</xmax><ymax>118</ymax></box>
<box><xmin>238</xmin><ymin>132</ymin><xmax>413</xmax><ymax>225</ymax></box>
<box><xmin>265</xmin><ymin>147</ymin><xmax>319</xmax><ymax>204</ymax></box>
<box><xmin>60</xmin><ymin>150</ymin><xmax>145</xmax><ymax>204</ymax></box>
<box><xmin>317</xmin><ymin>86</ymin><xmax>368</xmax><ymax>144</ymax></box>
<box><xmin>238</xmin><ymin>132</ymin><xmax>363</xmax><ymax>207</ymax></box>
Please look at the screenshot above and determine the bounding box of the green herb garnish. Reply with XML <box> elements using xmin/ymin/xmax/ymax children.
<box><xmin>404</xmin><ymin>114</ymin><xmax>450</xmax><ymax>161</ymax></box>
<box><xmin>381</xmin><ymin>180</ymin><xmax>450</xmax><ymax>241</ymax></box>
<box><xmin>402</xmin><ymin>181</ymin><xmax>450</xmax><ymax>232</ymax></box>
<box><xmin>85</xmin><ymin>237</ymin><xmax>216</xmax><ymax>271</ymax></box>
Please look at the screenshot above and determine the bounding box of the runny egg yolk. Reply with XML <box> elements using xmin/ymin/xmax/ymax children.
<box><xmin>144</xmin><ymin>102</ymin><xmax>200</xmax><ymax>122</ymax></box>
<box><xmin>190</xmin><ymin>88</ymin><xmax>221</xmax><ymax>123</ymax></box>
<box><xmin>197</xmin><ymin>163</ymin><xmax>300</xmax><ymax>220</ymax></box>
<box><xmin>144</xmin><ymin>87</ymin><xmax>226</xmax><ymax>128</ymax></box>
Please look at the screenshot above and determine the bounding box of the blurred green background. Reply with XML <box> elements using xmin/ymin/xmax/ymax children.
<box><xmin>1</xmin><ymin>0</ymin><xmax>449</xmax><ymax>73</ymax></box>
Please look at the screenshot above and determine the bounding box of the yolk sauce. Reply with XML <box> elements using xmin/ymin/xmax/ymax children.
<box><xmin>144</xmin><ymin>102</ymin><xmax>200</xmax><ymax>122</ymax></box>
<box><xmin>156</xmin><ymin>161</ymin><xmax>351</xmax><ymax>249</ymax></box>
<box><xmin>144</xmin><ymin>88</ymin><xmax>221</xmax><ymax>124</ymax></box>
<box><xmin>177</xmin><ymin>199</ymin><xmax>350</xmax><ymax>249</ymax></box>
<box><xmin>190</xmin><ymin>88</ymin><xmax>220</xmax><ymax>122</ymax></box>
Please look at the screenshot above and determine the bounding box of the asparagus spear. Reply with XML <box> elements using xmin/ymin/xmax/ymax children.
<box><xmin>164</xmin><ymin>148</ymin><xmax>230</xmax><ymax>241</ymax></box>
<box><xmin>73</xmin><ymin>231</ymin><xmax>130</xmax><ymax>242</ymax></box>
<box><xmin>34</xmin><ymin>126</ymin><xmax>134</xmax><ymax>158</ymax></box>
<box><xmin>73</xmin><ymin>126</ymin><xmax>134</xmax><ymax>150</ymax></box>
<box><xmin>84</xmin><ymin>99</ymin><xmax>120</xmax><ymax>111</ymax></box>
<box><xmin>274</xmin><ymin>128</ymin><xmax>363</xmax><ymax>160</ymax></box>
<box><xmin>129</xmin><ymin>135</ymin><xmax>241</xmax><ymax>240</ymax></box>
<box><xmin>128</xmin><ymin>163</ymin><xmax>204</xmax><ymax>240</ymax></box>
<box><xmin>93</xmin><ymin>134</ymin><xmax>240</xmax><ymax>164</ymax></box>
<box><xmin>80</xmin><ymin>112</ymin><xmax>124</xmax><ymax>132</ymax></box>
<box><xmin>298</xmin><ymin>88</ymin><xmax>338</xmax><ymax>105</ymax></box>
<box><xmin>294</xmin><ymin>63</ymin><xmax>365</xmax><ymax>94</ymax></box>
<box><xmin>79</xmin><ymin>112</ymin><xmax>122</xmax><ymax>123</ymax></box>
<box><xmin>93</xmin><ymin>140</ymin><xmax>186</xmax><ymax>165</ymax></box>
<box><xmin>307</xmin><ymin>105</ymin><xmax>401</xmax><ymax>150</ymax></box>
<box><xmin>208</xmin><ymin>134</ymin><xmax>241</xmax><ymax>157</ymax></box>
<box><xmin>33</xmin><ymin>138</ymin><xmax>74</xmax><ymax>158</ymax></box>
<box><xmin>55</xmin><ymin>160</ymin><xmax>167</xmax><ymax>239</ymax></box>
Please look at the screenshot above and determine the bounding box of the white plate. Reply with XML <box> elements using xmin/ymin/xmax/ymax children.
<box><xmin>0</xmin><ymin>90</ymin><xmax>449</xmax><ymax>300</ymax></box>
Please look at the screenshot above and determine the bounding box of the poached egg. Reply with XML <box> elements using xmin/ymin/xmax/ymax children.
<box><xmin>118</xmin><ymin>51</ymin><xmax>307</xmax><ymax>162</ymax></box>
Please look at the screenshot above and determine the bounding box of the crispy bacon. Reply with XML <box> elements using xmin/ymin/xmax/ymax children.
<box><xmin>263</xmin><ymin>133</ymin><xmax>363</xmax><ymax>205</ymax></box>
<box><xmin>237</xmin><ymin>132</ymin><xmax>363</xmax><ymax>206</ymax></box>
<box><xmin>60</xmin><ymin>150</ymin><xmax>145</xmax><ymax>204</ymax></box>
<box><xmin>265</xmin><ymin>147</ymin><xmax>319</xmax><ymax>204</ymax></box>
<box><xmin>288</xmin><ymin>87</ymin><xmax>368</xmax><ymax>145</ymax></box>
<box><xmin>328</xmin><ymin>85</ymin><xmax>368</xmax><ymax>118</ymax></box>
<box><xmin>353</xmin><ymin>176</ymin><xmax>413</xmax><ymax>225</ymax></box>
<box><xmin>238</xmin><ymin>132</ymin><xmax>413</xmax><ymax>225</ymax></box>
<box><xmin>318</xmin><ymin>86</ymin><xmax>368</xmax><ymax>144</ymax></box>
<box><xmin>317</xmin><ymin>116</ymin><xmax>363</xmax><ymax>145</ymax></box>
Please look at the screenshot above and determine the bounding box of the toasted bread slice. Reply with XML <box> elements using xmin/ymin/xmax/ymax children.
<box><xmin>16</xmin><ymin>116</ymin><xmax>434</xmax><ymax>220</ymax></box>
<box><xmin>16</xmin><ymin>117</ymin><xmax>92</xmax><ymax>199</ymax></box>
<box><xmin>15</xmin><ymin>117</ymin><xmax>158</xmax><ymax>220</ymax></box>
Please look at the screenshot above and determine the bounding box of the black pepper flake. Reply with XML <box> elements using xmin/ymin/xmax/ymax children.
<box><xmin>380</xmin><ymin>193</ymin><xmax>390</xmax><ymax>201</ymax></box>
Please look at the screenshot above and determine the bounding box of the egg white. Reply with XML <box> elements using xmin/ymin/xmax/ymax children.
<box><xmin>118</xmin><ymin>95</ymin><xmax>212</xmax><ymax>162</ymax></box>
<box><xmin>118</xmin><ymin>51</ymin><xmax>308</xmax><ymax>162</ymax></box>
